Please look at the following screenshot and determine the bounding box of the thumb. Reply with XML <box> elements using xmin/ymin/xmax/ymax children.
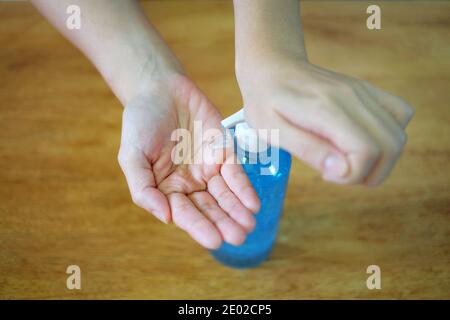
<box><xmin>118</xmin><ymin>147</ymin><xmax>171</xmax><ymax>223</ymax></box>
<box><xmin>273</xmin><ymin>118</ymin><xmax>349</xmax><ymax>180</ymax></box>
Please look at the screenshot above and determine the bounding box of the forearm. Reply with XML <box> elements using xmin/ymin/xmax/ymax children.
<box><xmin>233</xmin><ymin>0</ymin><xmax>307</xmax><ymax>80</ymax></box>
<box><xmin>31</xmin><ymin>0</ymin><xmax>182</xmax><ymax>105</ymax></box>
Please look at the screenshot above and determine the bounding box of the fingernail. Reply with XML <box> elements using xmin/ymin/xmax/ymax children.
<box><xmin>324</xmin><ymin>154</ymin><xmax>348</xmax><ymax>178</ymax></box>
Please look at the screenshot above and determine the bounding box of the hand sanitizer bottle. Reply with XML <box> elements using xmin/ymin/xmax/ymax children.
<box><xmin>210</xmin><ymin>109</ymin><xmax>292</xmax><ymax>268</ymax></box>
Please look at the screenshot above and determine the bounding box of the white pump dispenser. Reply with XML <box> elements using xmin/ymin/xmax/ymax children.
<box><xmin>222</xmin><ymin>108</ymin><xmax>268</xmax><ymax>153</ymax></box>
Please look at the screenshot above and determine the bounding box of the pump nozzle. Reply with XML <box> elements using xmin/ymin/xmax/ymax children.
<box><xmin>221</xmin><ymin>108</ymin><xmax>245</xmax><ymax>129</ymax></box>
<box><xmin>222</xmin><ymin>108</ymin><xmax>268</xmax><ymax>153</ymax></box>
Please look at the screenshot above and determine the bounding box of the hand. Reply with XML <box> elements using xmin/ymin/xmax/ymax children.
<box><xmin>31</xmin><ymin>0</ymin><xmax>260</xmax><ymax>249</ymax></box>
<box><xmin>238</xmin><ymin>59</ymin><xmax>414</xmax><ymax>186</ymax></box>
<box><xmin>118</xmin><ymin>75</ymin><xmax>260</xmax><ymax>249</ymax></box>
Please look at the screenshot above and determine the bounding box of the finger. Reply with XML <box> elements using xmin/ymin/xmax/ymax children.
<box><xmin>207</xmin><ymin>175</ymin><xmax>256</xmax><ymax>232</ymax></box>
<box><xmin>221</xmin><ymin>156</ymin><xmax>260</xmax><ymax>213</ymax></box>
<box><xmin>168</xmin><ymin>193</ymin><xmax>222</xmax><ymax>249</ymax></box>
<box><xmin>272</xmin><ymin>97</ymin><xmax>381</xmax><ymax>184</ymax></box>
<box><xmin>364</xmin><ymin>83</ymin><xmax>415</xmax><ymax>128</ymax></box>
<box><xmin>365</xmin><ymin>137</ymin><xmax>405</xmax><ymax>187</ymax></box>
<box><xmin>118</xmin><ymin>147</ymin><xmax>170</xmax><ymax>223</ymax></box>
<box><xmin>270</xmin><ymin>110</ymin><xmax>381</xmax><ymax>185</ymax></box>
<box><xmin>189</xmin><ymin>192</ymin><xmax>247</xmax><ymax>246</ymax></box>
<box><xmin>352</xmin><ymin>89</ymin><xmax>408</xmax><ymax>186</ymax></box>
<box><xmin>364</xmin><ymin>127</ymin><xmax>406</xmax><ymax>187</ymax></box>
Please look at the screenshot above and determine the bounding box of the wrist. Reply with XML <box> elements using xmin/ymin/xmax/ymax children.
<box><xmin>123</xmin><ymin>52</ymin><xmax>183</xmax><ymax>106</ymax></box>
<box><xmin>236</xmin><ymin>52</ymin><xmax>310</xmax><ymax>101</ymax></box>
<box><xmin>97</xmin><ymin>40</ymin><xmax>183</xmax><ymax>106</ymax></box>
<box><xmin>235</xmin><ymin>48</ymin><xmax>308</xmax><ymax>84</ymax></box>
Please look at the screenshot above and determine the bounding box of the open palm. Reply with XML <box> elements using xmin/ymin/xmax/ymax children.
<box><xmin>118</xmin><ymin>76</ymin><xmax>260</xmax><ymax>249</ymax></box>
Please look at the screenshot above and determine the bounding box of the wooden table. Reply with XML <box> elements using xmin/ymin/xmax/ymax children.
<box><xmin>0</xmin><ymin>1</ymin><xmax>449</xmax><ymax>299</ymax></box>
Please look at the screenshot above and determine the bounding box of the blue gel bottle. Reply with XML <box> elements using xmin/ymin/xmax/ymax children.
<box><xmin>210</xmin><ymin>118</ymin><xmax>292</xmax><ymax>268</ymax></box>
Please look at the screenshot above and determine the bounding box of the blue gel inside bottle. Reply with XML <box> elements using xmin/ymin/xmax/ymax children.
<box><xmin>210</xmin><ymin>133</ymin><xmax>292</xmax><ymax>268</ymax></box>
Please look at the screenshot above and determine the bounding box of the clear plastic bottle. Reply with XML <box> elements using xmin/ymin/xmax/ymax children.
<box><xmin>210</xmin><ymin>118</ymin><xmax>292</xmax><ymax>268</ymax></box>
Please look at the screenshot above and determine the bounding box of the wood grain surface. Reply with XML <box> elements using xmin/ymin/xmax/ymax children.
<box><xmin>0</xmin><ymin>1</ymin><xmax>449</xmax><ymax>299</ymax></box>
